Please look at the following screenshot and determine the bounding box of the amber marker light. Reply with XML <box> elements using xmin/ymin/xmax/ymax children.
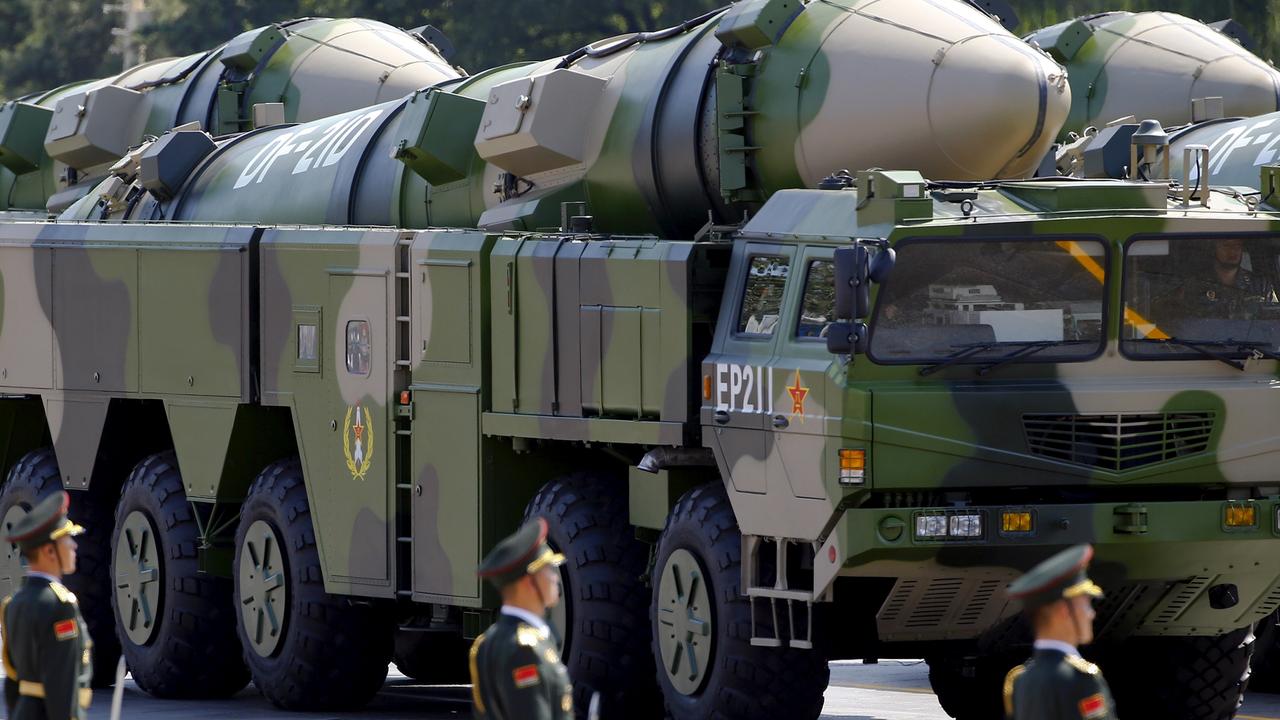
<box><xmin>703</xmin><ymin>375</ymin><xmax>712</xmax><ymax>401</ymax></box>
<box><xmin>1225</xmin><ymin>504</ymin><xmax>1257</xmax><ymax>528</ymax></box>
<box><xmin>400</xmin><ymin>390</ymin><xmax>411</xmax><ymax>405</ymax></box>
<box><xmin>839</xmin><ymin>449</ymin><xmax>865</xmax><ymax>485</ymax></box>
<box><xmin>1001</xmin><ymin>511</ymin><xmax>1033</xmax><ymax>533</ymax></box>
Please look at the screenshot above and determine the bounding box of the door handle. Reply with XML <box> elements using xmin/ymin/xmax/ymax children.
<box><xmin>772</xmin><ymin>415</ymin><xmax>789</xmax><ymax>429</ymax></box>
<box><xmin>713</xmin><ymin>410</ymin><xmax>730</xmax><ymax>425</ymax></box>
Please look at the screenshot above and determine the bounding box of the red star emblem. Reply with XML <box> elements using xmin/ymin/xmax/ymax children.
<box><xmin>787</xmin><ymin>369</ymin><xmax>809</xmax><ymax>417</ymax></box>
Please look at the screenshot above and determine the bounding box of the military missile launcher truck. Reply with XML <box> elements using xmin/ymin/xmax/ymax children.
<box><xmin>2</xmin><ymin>0</ymin><xmax>1076</xmax><ymax>702</ymax></box>
<box><xmin>0</xmin><ymin>16</ymin><xmax>461</xmax><ymax>216</ymax></box>
<box><xmin>10</xmin><ymin>149</ymin><xmax>1280</xmax><ymax>720</ymax></box>
<box><xmin>4</xmin><ymin>2</ymin><xmax>1278</xmax><ymax>720</ymax></box>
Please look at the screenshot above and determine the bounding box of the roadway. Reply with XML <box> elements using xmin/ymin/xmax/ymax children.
<box><xmin>82</xmin><ymin>660</ymin><xmax>1280</xmax><ymax>719</ymax></box>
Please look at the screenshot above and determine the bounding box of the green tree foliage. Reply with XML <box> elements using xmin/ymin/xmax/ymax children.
<box><xmin>0</xmin><ymin>0</ymin><xmax>115</xmax><ymax>98</ymax></box>
<box><xmin>2</xmin><ymin>0</ymin><xmax>1280</xmax><ymax>97</ymax></box>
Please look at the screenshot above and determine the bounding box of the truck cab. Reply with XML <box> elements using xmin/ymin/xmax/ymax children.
<box><xmin>699</xmin><ymin>170</ymin><xmax>1280</xmax><ymax>719</ymax></box>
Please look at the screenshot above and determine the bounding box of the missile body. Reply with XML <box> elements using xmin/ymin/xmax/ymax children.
<box><xmin>0</xmin><ymin>18</ymin><xmax>460</xmax><ymax>213</ymax></box>
<box><xmin>74</xmin><ymin>0</ymin><xmax>1068</xmax><ymax>237</ymax></box>
<box><xmin>1026</xmin><ymin>11</ymin><xmax>1280</xmax><ymax>141</ymax></box>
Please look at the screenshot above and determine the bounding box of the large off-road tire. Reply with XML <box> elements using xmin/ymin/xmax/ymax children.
<box><xmin>233</xmin><ymin>458</ymin><xmax>392</xmax><ymax>710</ymax></box>
<box><xmin>523</xmin><ymin>471</ymin><xmax>659</xmax><ymax>719</ymax></box>
<box><xmin>0</xmin><ymin>448</ymin><xmax>121</xmax><ymax>688</ymax></box>
<box><xmin>1250</xmin><ymin>610</ymin><xmax>1280</xmax><ymax>691</ymax></box>
<box><xmin>1103</xmin><ymin>626</ymin><xmax>1253</xmax><ymax>720</ymax></box>
<box><xmin>650</xmin><ymin>483</ymin><xmax>829</xmax><ymax>720</ymax></box>
<box><xmin>392</xmin><ymin>628</ymin><xmax>470</xmax><ymax>683</ymax></box>
<box><xmin>927</xmin><ymin>653</ymin><xmax>1020</xmax><ymax>720</ymax></box>
<box><xmin>110</xmin><ymin>451</ymin><xmax>248</xmax><ymax>698</ymax></box>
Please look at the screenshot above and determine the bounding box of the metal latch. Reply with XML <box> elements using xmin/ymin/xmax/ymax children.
<box><xmin>1113</xmin><ymin>504</ymin><xmax>1149</xmax><ymax>535</ymax></box>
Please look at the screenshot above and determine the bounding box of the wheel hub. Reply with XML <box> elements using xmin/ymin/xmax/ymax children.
<box><xmin>657</xmin><ymin>548</ymin><xmax>713</xmax><ymax>696</ymax></box>
<box><xmin>0</xmin><ymin>503</ymin><xmax>30</xmax><ymax>601</ymax></box>
<box><xmin>115</xmin><ymin>510</ymin><xmax>162</xmax><ymax>645</ymax></box>
<box><xmin>239</xmin><ymin>520</ymin><xmax>288</xmax><ymax>657</ymax></box>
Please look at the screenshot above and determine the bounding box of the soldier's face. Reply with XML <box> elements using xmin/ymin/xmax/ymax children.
<box><xmin>1068</xmin><ymin>595</ymin><xmax>1096</xmax><ymax>645</ymax></box>
<box><xmin>1215</xmin><ymin>238</ymin><xmax>1245</xmax><ymax>267</ymax></box>
<box><xmin>534</xmin><ymin>565</ymin><xmax>561</xmax><ymax>609</ymax></box>
<box><xmin>54</xmin><ymin>535</ymin><xmax>77</xmax><ymax>575</ymax></box>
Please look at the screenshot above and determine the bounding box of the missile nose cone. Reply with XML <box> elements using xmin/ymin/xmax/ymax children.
<box><xmin>787</xmin><ymin>0</ymin><xmax>1070</xmax><ymax>186</ymax></box>
<box><xmin>1053</xmin><ymin>12</ymin><xmax>1280</xmax><ymax>134</ymax></box>
<box><xmin>926</xmin><ymin>35</ymin><xmax>1070</xmax><ymax>178</ymax></box>
<box><xmin>1193</xmin><ymin>55</ymin><xmax>1280</xmax><ymax>118</ymax></box>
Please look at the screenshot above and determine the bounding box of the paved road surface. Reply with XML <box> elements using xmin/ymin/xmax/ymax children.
<box><xmin>83</xmin><ymin>661</ymin><xmax>1280</xmax><ymax>719</ymax></box>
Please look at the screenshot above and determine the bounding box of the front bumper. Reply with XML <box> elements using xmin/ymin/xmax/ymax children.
<box><xmin>815</xmin><ymin>498</ymin><xmax>1280</xmax><ymax>641</ymax></box>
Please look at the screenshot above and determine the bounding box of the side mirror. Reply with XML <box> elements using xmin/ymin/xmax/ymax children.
<box><xmin>834</xmin><ymin>246</ymin><xmax>870</xmax><ymax>319</ymax></box>
<box><xmin>826</xmin><ymin>322</ymin><xmax>867</xmax><ymax>355</ymax></box>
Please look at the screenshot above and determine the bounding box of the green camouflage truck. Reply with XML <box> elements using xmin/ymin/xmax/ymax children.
<box><xmin>0</xmin><ymin>16</ymin><xmax>461</xmax><ymax>216</ymax></box>
<box><xmin>2</xmin><ymin>0</ymin><xmax>1074</xmax><ymax>704</ymax></box>
<box><xmin>4</xmin><ymin>2</ymin><xmax>1278</xmax><ymax>720</ymax></box>
<box><xmin>13</xmin><ymin>158</ymin><xmax>1280</xmax><ymax>720</ymax></box>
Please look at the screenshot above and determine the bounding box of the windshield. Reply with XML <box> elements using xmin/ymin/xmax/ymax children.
<box><xmin>1123</xmin><ymin>236</ymin><xmax>1280</xmax><ymax>358</ymax></box>
<box><xmin>869</xmin><ymin>238</ymin><xmax>1107</xmax><ymax>364</ymax></box>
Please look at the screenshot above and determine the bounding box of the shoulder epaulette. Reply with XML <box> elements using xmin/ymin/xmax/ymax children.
<box><xmin>1003</xmin><ymin>664</ymin><xmax>1026</xmax><ymax>717</ymax></box>
<box><xmin>516</xmin><ymin>624</ymin><xmax>545</xmax><ymax>648</ymax></box>
<box><xmin>48</xmin><ymin>581</ymin><xmax>77</xmax><ymax>604</ymax></box>
<box><xmin>469</xmin><ymin>632</ymin><xmax>487</xmax><ymax>714</ymax></box>
<box><xmin>1065</xmin><ymin>654</ymin><xmax>1100</xmax><ymax>676</ymax></box>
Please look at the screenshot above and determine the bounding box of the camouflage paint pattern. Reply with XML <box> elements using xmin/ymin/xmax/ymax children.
<box><xmin>1026</xmin><ymin>11</ymin><xmax>1280</xmax><ymax>141</ymax></box>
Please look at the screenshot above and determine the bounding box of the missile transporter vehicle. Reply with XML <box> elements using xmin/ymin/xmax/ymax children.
<box><xmin>4</xmin><ymin>1</ymin><xmax>1279</xmax><ymax>720</ymax></box>
<box><xmin>14</xmin><ymin>153</ymin><xmax>1280</xmax><ymax>720</ymax></box>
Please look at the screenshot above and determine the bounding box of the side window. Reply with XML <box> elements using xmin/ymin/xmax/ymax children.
<box><xmin>796</xmin><ymin>259</ymin><xmax>835</xmax><ymax>340</ymax></box>
<box><xmin>345</xmin><ymin>320</ymin><xmax>371</xmax><ymax>375</ymax></box>
<box><xmin>737</xmin><ymin>255</ymin><xmax>790</xmax><ymax>337</ymax></box>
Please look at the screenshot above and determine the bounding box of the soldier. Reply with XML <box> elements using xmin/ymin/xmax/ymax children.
<box><xmin>1158</xmin><ymin>237</ymin><xmax>1279</xmax><ymax>322</ymax></box>
<box><xmin>2</xmin><ymin>491</ymin><xmax>93</xmax><ymax>720</ymax></box>
<box><xmin>469</xmin><ymin>517</ymin><xmax>573</xmax><ymax>720</ymax></box>
<box><xmin>1004</xmin><ymin>544</ymin><xmax>1116</xmax><ymax>720</ymax></box>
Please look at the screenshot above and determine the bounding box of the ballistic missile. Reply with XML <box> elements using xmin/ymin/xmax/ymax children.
<box><xmin>67</xmin><ymin>0</ymin><xmax>1070</xmax><ymax>237</ymax></box>
<box><xmin>1026</xmin><ymin>11</ymin><xmax>1280</xmax><ymax>142</ymax></box>
<box><xmin>0</xmin><ymin>17</ymin><xmax>461</xmax><ymax>214</ymax></box>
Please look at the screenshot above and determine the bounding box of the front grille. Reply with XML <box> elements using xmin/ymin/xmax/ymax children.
<box><xmin>1023</xmin><ymin>412</ymin><xmax>1215</xmax><ymax>471</ymax></box>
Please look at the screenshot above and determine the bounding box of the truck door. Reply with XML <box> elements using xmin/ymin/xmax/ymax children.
<box><xmin>703</xmin><ymin>243</ymin><xmax>794</xmax><ymax>496</ymax></box>
<box><xmin>770</xmin><ymin>247</ymin><xmax>837</xmax><ymax>501</ymax></box>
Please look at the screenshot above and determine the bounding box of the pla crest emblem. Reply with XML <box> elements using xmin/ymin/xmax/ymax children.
<box><xmin>343</xmin><ymin>404</ymin><xmax>374</xmax><ymax>481</ymax></box>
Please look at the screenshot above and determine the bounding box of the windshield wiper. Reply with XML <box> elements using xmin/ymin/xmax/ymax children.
<box><xmin>920</xmin><ymin>340</ymin><xmax>1062</xmax><ymax>377</ymax></box>
<box><xmin>1134</xmin><ymin>337</ymin><xmax>1279</xmax><ymax>370</ymax></box>
<box><xmin>976</xmin><ymin>340</ymin><xmax>1096</xmax><ymax>376</ymax></box>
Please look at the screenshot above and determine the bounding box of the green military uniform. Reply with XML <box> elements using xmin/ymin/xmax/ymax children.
<box><xmin>1004</xmin><ymin>544</ymin><xmax>1117</xmax><ymax>720</ymax></box>
<box><xmin>469</xmin><ymin>517</ymin><xmax>573</xmax><ymax>720</ymax></box>
<box><xmin>2</xmin><ymin>492</ymin><xmax>92</xmax><ymax>720</ymax></box>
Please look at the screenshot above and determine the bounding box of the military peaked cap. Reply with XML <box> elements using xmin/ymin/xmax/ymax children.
<box><xmin>5</xmin><ymin>491</ymin><xmax>84</xmax><ymax>552</ymax></box>
<box><xmin>1007</xmin><ymin>544</ymin><xmax>1104</xmax><ymax>611</ymax></box>
<box><xmin>477</xmin><ymin>517</ymin><xmax>564</xmax><ymax>588</ymax></box>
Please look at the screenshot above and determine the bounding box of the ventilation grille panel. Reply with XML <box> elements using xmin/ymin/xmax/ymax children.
<box><xmin>1023</xmin><ymin>412</ymin><xmax>1214</xmax><ymax>471</ymax></box>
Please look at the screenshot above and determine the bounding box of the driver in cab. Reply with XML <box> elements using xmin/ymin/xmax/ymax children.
<box><xmin>1160</xmin><ymin>238</ymin><xmax>1278</xmax><ymax>320</ymax></box>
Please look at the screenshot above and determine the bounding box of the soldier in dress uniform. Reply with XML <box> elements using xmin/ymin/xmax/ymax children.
<box><xmin>1004</xmin><ymin>544</ymin><xmax>1117</xmax><ymax>720</ymax></box>
<box><xmin>2</xmin><ymin>491</ymin><xmax>93</xmax><ymax>720</ymax></box>
<box><xmin>469</xmin><ymin>517</ymin><xmax>573</xmax><ymax>720</ymax></box>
